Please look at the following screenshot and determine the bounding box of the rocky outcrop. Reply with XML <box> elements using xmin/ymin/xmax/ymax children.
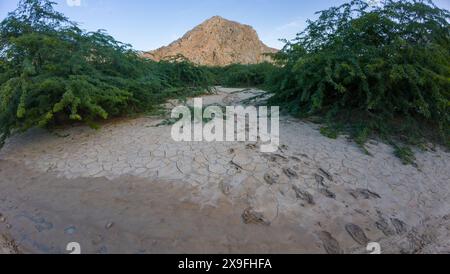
<box><xmin>143</xmin><ymin>16</ymin><xmax>278</xmax><ymax>66</ymax></box>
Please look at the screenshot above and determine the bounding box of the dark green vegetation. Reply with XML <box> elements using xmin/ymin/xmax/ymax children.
<box><xmin>0</xmin><ymin>0</ymin><xmax>212</xmax><ymax>147</ymax></box>
<box><xmin>266</xmin><ymin>0</ymin><xmax>450</xmax><ymax>161</ymax></box>
<box><xmin>208</xmin><ymin>62</ymin><xmax>278</xmax><ymax>88</ymax></box>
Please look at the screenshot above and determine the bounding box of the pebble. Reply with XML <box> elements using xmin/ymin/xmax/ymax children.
<box><xmin>105</xmin><ymin>222</ymin><xmax>114</xmax><ymax>230</ymax></box>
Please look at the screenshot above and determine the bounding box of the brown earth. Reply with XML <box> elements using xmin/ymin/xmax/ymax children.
<box><xmin>0</xmin><ymin>160</ymin><xmax>320</xmax><ymax>254</ymax></box>
<box><xmin>142</xmin><ymin>16</ymin><xmax>278</xmax><ymax>66</ymax></box>
<box><xmin>0</xmin><ymin>88</ymin><xmax>449</xmax><ymax>254</ymax></box>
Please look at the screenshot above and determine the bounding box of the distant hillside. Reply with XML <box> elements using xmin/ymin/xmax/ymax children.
<box><xmin>143</xmin><ymin>16</ymin><xmax>278</xmax><ymax>66</ymax></box>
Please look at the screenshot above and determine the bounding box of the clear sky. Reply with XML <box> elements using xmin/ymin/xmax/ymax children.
<box><xmin>1</xmin><ymin>0</ymin><xmax>449</xmax><ymax>51</ymax></box>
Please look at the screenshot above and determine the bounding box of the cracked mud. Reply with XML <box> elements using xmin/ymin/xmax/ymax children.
<box><xmin>0</xmin><ymin>87</ymin><xmax>449</xmax><ymax>254</ymax></box>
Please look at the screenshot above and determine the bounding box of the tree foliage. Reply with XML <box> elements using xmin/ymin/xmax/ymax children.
<box><xmin>268</xmin><ymin>0</ymin><xmax>450</xmax><ymax>150</ymax></box>
<box><xmin>0</xmin><ymin>0</ymin><xmax>212</xmax><ymax>147</ymax></box>
<box><xmin>209</xmin><ymin>62</ymin><xmax>278</xmax><ymax>88</ymax></box>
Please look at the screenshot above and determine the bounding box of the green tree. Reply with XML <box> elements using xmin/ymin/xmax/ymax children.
<box><xmin>0</xmin><ymin>0</ymin><xmax>212</xmax><ymax>147</ymax></box>
<box><xmin>269</xmin><ymin>0</ymin><xmax>450</xmax><ymax>157</ymax></box>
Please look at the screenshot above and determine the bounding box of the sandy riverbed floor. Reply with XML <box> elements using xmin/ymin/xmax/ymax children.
<box><xmin>0</xmin><ymin>87</ymin><xmax>449</xmax><ymax>254</ymax></box>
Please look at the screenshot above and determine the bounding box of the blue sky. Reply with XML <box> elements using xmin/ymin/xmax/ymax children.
<box><xmin>1</xmin><ymin>0</ymin><xmax>449</xmax><ymax>50</ymax></box>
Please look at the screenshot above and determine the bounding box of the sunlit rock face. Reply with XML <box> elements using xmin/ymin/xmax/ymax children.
<box><xmin>143</xmin><ymin>16</ymin><xmax>278</xmax><ymax>66</ymax></box>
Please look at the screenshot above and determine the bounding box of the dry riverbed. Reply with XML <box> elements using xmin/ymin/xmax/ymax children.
<box><xmin>0</xmin><ymin>87</ymin><xmax>449</xmax><ymax>254</ymax></box>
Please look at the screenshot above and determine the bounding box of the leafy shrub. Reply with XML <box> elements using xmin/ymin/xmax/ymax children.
<box><xmin>268</xmin><ymin>0</ymin><xmax>450</xmax><ymax>156</ymax></box>
<box><xmin>209</xmin><ymin>62</ymin><xmax>277</xmax><ymax>87</ymax></box>
<box><xmin>0</xmin><ymin>0</ymin><xmax>212</xmax><ymax>147</ymax></box>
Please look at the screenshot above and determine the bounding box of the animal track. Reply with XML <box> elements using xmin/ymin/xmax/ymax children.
<box><xmin>391</xmin><ymin>218</ymin><xmax>408</xmax><ymax>235</ymax></box>
<box><xmin>318</xmin><ymin>188</ymin><xmax>336</xmax><ymax>199</ymax></box>
<box><xmin>292</xmin><ymin>186</ymin><xmax>315</xmax><ymax>205</ymax></box>
<box><xmin>348</xmin><ymin>189</ymin><xmax>381</xmax><ymax>200</ymax></box>
<box><xmin>242</xmin><ymin>208</ymin><xmax>271</xmax><ymax>226</ymax></box>
<box><xmin>318</xmin><ymin>168</ymin><xmax>333</xmax><ymax>182</ymax></box>
<box><xmin>375</xmin><ymin>218</ymin><xmax>396</xmax><ymax>236</ymax></box>
<box><xmin>283</xmin><ymin>168</ymin><xmax>298</xmax><ymax>179</ymax></box>
<box><xmin>345</xmin><ymin>223</ymin><xmax>369</xmax><ymax>245</ymax></box>
<box><xmin>318</xmin><ymin>231</ymin><xmax>343</xmax><ymax>254</ymax></box>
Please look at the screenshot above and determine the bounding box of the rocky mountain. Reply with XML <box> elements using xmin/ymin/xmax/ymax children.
<box><xmin>143</xmin><ymin>16</ymin><xmax>278</xmax><ymax>66</ymax></box>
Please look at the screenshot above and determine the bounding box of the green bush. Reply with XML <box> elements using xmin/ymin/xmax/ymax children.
<box><xmin>0</xmin><ymin>0</ymin><xmax>212</xmax><ymax>147</ymax></box>
<box><xmin>268</xmin><ymin>0</ymin><xmax>450</xmax><ymax>155</ymax></box>
<box><xmin>209</xmin><ymin>62</ymin><xmax>277</xmax><ymax>88</ymax></box>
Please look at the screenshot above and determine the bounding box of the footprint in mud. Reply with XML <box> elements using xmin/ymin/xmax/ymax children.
<box><xmin>345</xmin><ymin>223</ymin><xmax>370</xmax><ymax>245</ymax></box>
<box><xmin>374</xmin><ymin>211</ymin><xmax>396</xmax><ymax>236</ymax></box>
<box><xmin>375</xmin><ymin>218</ymin><xmax>396</xmax><ymax>237</ymax></box>
<box><xmin>290</xmin><ymin>156</ymin><xmax>302</xmax><ymax>162</ymax></box>
<box><xmin>314</xmin><ymin>174</ymin><xmax>336</xmax><ymax>199</ymax></box>
<box><xmin>315</xmin><ymin>174</ymin><xmax>327</xmax><ymax>187</ymax></box>
<box><xmin>318</xmin><ymin>188</ymin><xmax>336</xmax><ymax>199</ymax></box>
<box><xmin>318</xmin><ymin>231</ymin><xmax>343</xmax><ymax>254</ymax></box>
<box><xmin>295</xmin><ymin>153</ymin><xmax>310</xmax><ymax>159</ymax></box>
<box><xmin>348</xmin><ymin>189</ymin><xmax>381</xmax><ymax>200</ymax></box>
<box><xmin>391</xmin><ymin>218</ymin><xmax>408</xmax><ymax>235</ymax></box>
<box><xmin>264</xmin><ymin>172</ymin><xmax>279</xmax><ymax>185</ymax></box>
<box><xmin>315</xmin><ymin>174</ymin><xmax>325</xmax><ymax>186</ymax></box>
<box><xmin>242</xmin><ymin>208</ymin><xmax>271</xmax><ymax>226</ymax></box>
<box><xmin>283</xmin><ymin>168</ymin><xmax>298</xmax><ymax>179</ymax></box>
<box><xmin>263</xmin><ymin>154</ymin><xmax>288</xmax><ymax>164</ymax></box>
<box><xmin>318</xmin><ymin>168</ymin><xmax>333</xmax><ymax>182</ymax></box>
<box><xmin>292</xmin><ymin>186</ymin><xmax>315</xmax><ymax>205</ymax></box>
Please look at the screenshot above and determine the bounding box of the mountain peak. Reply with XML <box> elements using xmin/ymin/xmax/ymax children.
<box><xmin>207</xmin><ymin>15</ymin><xmax>226</xmax><ymax>22</ymax></box>
<box><xmin>143</xmin><ymin>17</ymin><xmax>277</xmax><ymax>66</ymax></box>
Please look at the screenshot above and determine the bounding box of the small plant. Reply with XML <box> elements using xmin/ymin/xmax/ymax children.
<box><xmin>320</xmin><ymin>126</ymin><xmax>340</xmax><ymax>139</ymax></box>
<box><xmin>394</xmin><ymin>146</ymin><xmax>417</xmax><ymax>166</ymax></box>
